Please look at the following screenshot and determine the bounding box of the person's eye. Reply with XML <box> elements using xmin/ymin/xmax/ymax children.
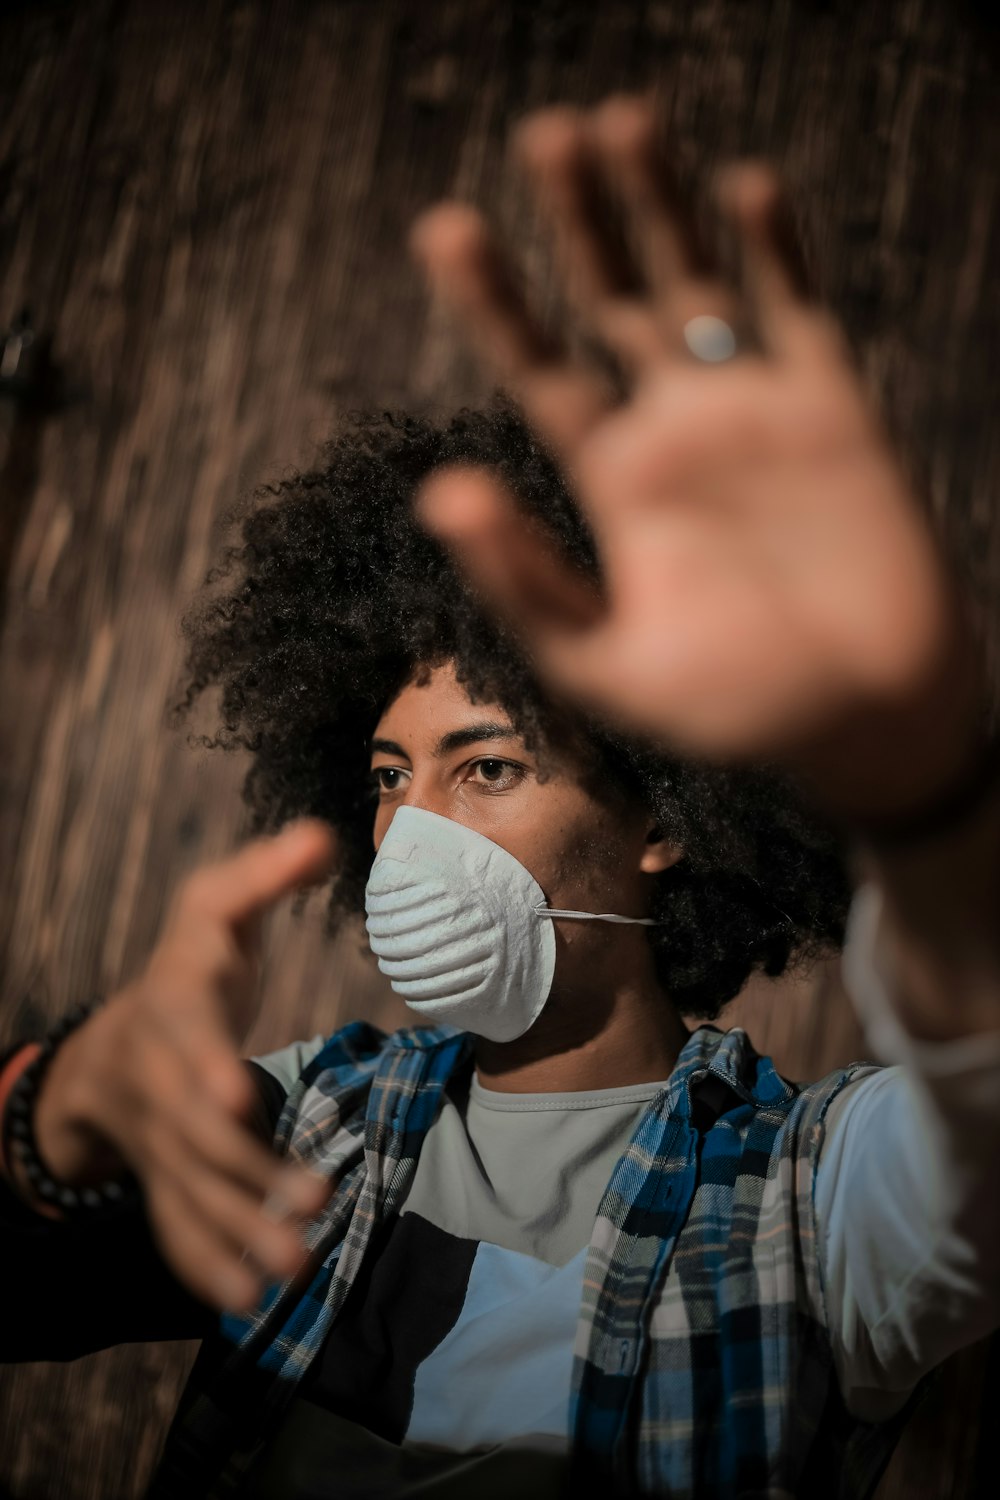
<box><xmin>466</xmin><ymin>758</ymin><xmax>526</xmax><ymax>792</ymax></box>
<box><xmin>369</xmin><ymin>766</ymin><xmax>411</xmax><ymax>798</ymax></box>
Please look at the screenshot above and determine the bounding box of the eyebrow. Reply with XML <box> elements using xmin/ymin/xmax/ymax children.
<box><xmin>369</xmin><ymin>720</ymin><xmax>522</xmax><ymax>761</ymax></box>
<box><xmin>436</xmin><ymin>721</ymin><xmax>521</xmax><ymax>755</ymax></box>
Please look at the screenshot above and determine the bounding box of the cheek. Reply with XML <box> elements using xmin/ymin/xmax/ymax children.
<box><xmin>542</xmin><ymin>810</ymin><xmax>636</xmax><ymax>905</ymax></box>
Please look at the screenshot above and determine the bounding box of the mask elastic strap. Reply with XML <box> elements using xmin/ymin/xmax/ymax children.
<box><xmin>533</xmin><ymin>902</ymin><xmax>662</xmax><ymax>927</ymax></box>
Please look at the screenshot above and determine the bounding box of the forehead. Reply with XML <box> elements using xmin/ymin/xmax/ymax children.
<box><xmin>374</xmin><ymin>662</ymin><xmax>516</xmax><ymax>744</ymax></box>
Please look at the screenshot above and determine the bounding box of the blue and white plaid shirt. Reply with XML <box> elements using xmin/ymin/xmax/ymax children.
<box><xmin>151</xmin><ymin>1020</ymin><xmax>932</xmax><ymax>1499</ymax></box>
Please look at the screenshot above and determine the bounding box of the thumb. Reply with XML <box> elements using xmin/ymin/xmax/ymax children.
<box><xmin>195</xmin><ymin>819</ymin><xmax>337</xmax><ymax>931</ymax></box>
<box><xmin>417</xmin><ymin>464</ymin><xmax>603</xmax><ymax>634</ymax></box>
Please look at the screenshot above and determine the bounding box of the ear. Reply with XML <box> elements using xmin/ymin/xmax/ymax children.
<box><xmin>639</xmin><ymin>822</ymin><xmax>684</xmax><ymax>876</ymax></box>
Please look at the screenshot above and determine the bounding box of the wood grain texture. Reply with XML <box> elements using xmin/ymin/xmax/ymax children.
<box><xmin>0</xmin><ymin>1</ymin><xmax>997</xmax><ymax>1495</ymax></box>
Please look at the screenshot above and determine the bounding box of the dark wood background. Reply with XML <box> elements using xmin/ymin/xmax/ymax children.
<box><xmin>1</xmin><ymin>1</ymin><xmax>997</xmax><ymax>1495</ymax></box>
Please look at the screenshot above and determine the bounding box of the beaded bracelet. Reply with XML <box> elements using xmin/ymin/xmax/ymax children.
<box><xmin>3</xmin><ymin>999</ymin><xmax>139</xmax><ymax>1216</ymax></box>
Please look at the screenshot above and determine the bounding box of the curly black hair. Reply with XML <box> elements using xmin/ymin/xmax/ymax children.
<box><xmin>171</xmin><ymin>401</ymin><xmax>852</xmax><ymax>1019</ymax></box>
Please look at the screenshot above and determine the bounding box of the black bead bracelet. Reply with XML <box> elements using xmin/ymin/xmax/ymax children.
<box><xmin>3</xmin><ymin>999</ymin><xmax>139</xmax><ymax>1216</ymax></box>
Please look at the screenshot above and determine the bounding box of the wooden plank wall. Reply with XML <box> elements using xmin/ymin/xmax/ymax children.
<box><xmin>0</xmin><ymin>1</ymin><xmax>997</xmax><ymax>1495</ymax></box>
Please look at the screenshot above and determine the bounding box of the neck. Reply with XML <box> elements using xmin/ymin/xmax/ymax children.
<box><xmin>474</xmin><ymin>942</ymin><xmax>692</xmax><ymax>1093</ymax></box>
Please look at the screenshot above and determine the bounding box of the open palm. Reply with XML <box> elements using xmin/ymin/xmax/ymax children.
<box><xmin>410</xmin><ymin>98</ymin><xmax>961</xmax><ymax>773</ymax></box>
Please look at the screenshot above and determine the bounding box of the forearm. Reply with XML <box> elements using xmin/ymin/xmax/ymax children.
<box><xmin>798</xmin><ymin>590</ymin><xmax>1000</xmax><ymax>1043</ymax></box>
<box><xmin>0</xmin><ymin>1170</ymin><xmax>214</xmax><ymax>1361</ymax></box>
<box><xmin>856</xmin><ymin>781</ymin><xmax>1000</xmax><ymax>1042</ymax></box>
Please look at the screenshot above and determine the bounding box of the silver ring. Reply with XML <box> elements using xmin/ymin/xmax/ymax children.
<box><xmin>682</xmin><ymin>315</ymin><xmax>739</xmax><ymax>363</ymax></box>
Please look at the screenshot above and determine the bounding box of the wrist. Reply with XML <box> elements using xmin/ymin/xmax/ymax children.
<box><xmin>794</xmin><ymin>592</ymin><xmax>991</xmax><ymax>832</ymax></box>
<box><xmin>6</xmin><ymin>1002</ymin><xmax>133</xmax><ymax>1215</ymax></box>
<box><xmin>32</xmin><ymin>1008</ymin><xmax>127</xmax><ymax>1188</ymax></box>
<box><xmin>859</xmin><ymin>869</ymin><xmax>1000</xmax><ymax>1043</ymax></box>
<box><xmin>33</xmin><ymin>1032</ymin><xmax>124</xmax><ymax>1182</ymax></box>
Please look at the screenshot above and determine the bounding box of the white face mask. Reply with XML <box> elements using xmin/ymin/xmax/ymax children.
<box><xmin>364</xmin><ymin>805</ymin><xmax>658</xmax><ymax>1043</ymax></box>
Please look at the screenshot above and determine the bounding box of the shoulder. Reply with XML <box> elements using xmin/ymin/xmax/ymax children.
<box><xmin>787</xmin><ymin>1059</ymin><xmax>886</xmax><ymax>1124</ymax></box>
<box><xmin>762</xmin><ymin>1059</ymin><xmax>887</xmax><ymax>1173</ymax></box>
<box><xmin>693</xmin><ymin>1023</ymin><xmax>883</xmax><ymax>1130</ymax></box>
<box><xmin>709</xmin><ymin>1023</ymin><xmax>888</xmax><ymax>1167</ymax></box>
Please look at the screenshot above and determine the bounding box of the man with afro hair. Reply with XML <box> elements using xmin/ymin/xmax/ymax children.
<box><xmin>3</xmin><ymin>98</ymin><xmax>1000</xmax><ymax>1500</ymax></box>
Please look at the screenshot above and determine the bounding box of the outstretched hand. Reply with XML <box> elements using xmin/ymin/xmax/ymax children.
<box><xmin>28</xmin><ymin>820</ymin><xmax>338</xmax><ymax>1312</ymax></box>
<box><xmin>410</xmin><ymin>98</ymin><xmax>980</xmax><ymax>818</ymax></box>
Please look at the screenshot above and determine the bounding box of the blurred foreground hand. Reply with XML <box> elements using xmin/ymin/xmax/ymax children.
<box><xmin>411</xmin><ymin>97</ymin><xmax>982</xmax><ymax>817</ymax></box>
<box><xmin>24</xmin><ymin>820</ymin><xmax>336</xmax><ymax>1312</ymax></box>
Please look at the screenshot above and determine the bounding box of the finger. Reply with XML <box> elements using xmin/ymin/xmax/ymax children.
<box><xmin>410</xmin><ymin>203</ymin><xmax>608</xmax><ymax>455</ymax></box>
<box><xmin>417</xmin><ymin>466</ymin><xmax>604</xmax><ymax>636</ymax></box>
<box><xmin>717</xmin><ymin>163</ymin><xmax>819</xmax><ymax>361</ymax></box>
<box><xmin>530</xmin><ymin>608</ymin><xmax>705</xmax><ymax>750</ymax></box>
<box><xmin>256</xmin><ymin>1162</ymin><xmax>333</xmax><ymax>1223</ymax></box>
<box><xmin>166</xmin><ymin>1154</ymin><xmax>312</xmax><ymax>1285</ymax></box>
<box><xmin>134</xmin><ymin>1080</ymin><xmax>332</xmax><ymax>1278</ymax></box>
<box><xmin>587</xmin><ymin>95</ymin><xmax>738</xmax><ymax>343</ymax></box>
<box><xmin>185</xmin><ymin>819</ymin><xmax>337</xmax><ymax>930</ymax></box>
<box><xmin>513</xmin><ymin>106</ymin><xmax>665</xmax><ymax>374</ymax></box>
<box><xmin>589</xmin><ymin>96</ymin><xmax>710</xmax><ymax>284</ymax></box>
<box><xmin>535</xmin><ymin>626</ymin><xmax>625</xmax><ymax>718</ymax></box>
<box><xmin>118</xmin><ymin>1032</ymin><xmax>332</xmax><ymax>1215</ymax></box>
<box><xmin>170</xmin><ymin>1084</ymin><xmax>297</xmax><ymax>1194</ymax></box>
<box><xmin>411</xmin><ymin>202</ymin><xmax>555</xmax><ymax>377</ymax></box>
<box><xmin>154</xmin><ymin>1044</ymin><xmax>332</xmax><ymax>1219</ymax></box>
<box><xmin>147</xmin><ymin>1175</ymin><xmax>265</xmax><ymax>1312</ymax></box>
<box><xmin>179</xmin><ymin>1105</ymin><xmax>332</xmax><ymax>1223</ymax></box>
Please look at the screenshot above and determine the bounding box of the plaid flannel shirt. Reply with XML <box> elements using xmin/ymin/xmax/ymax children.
<box><xmin>150</xmin><ymin>1020</ymin><xmax>933</xmax><ymax>1499</ymax></box>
